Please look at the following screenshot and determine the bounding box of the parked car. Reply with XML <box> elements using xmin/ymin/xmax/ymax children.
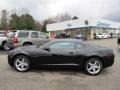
<box><xmin>7</xmin><ymin>30</ymin><xmax>50</xmax><ymax>49</ymax></box>
<box><xmin>0</xmin><ymin>31</ymin><xmax>6</xmax><ymax>34</ymax></box>
<box><xmin>0</xmin><ymin>33</ymin><xmax>10</xmax><ymax>50</ymax></box>
<box><xmin>96</xmin><ymin>33</ymin><xmax>111</xmax><ymax>39</ymax></box>
<box><xmin>74</xmin><ymin>34</ymin><xmax>87</xmax><ymax>41</ymax></box>
<box><xmin>8</xmin><ymin>39</ymin><xmax>114</xmax><ymax>75</ymax></box>
<box><xmin>0</xmin><ymin>30</ymin><xmax>11</xmax><ymax>37</ymax></box>
<box><xmin>115</xmin><ymin>33</ymin><xmax>120</xmax><ymax>38</ymax></box>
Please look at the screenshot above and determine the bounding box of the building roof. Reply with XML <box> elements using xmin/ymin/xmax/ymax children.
<box><xmin>47</xmin><ymin>17</ymin><xmax>120</xmax><ymax>31</ymax></box>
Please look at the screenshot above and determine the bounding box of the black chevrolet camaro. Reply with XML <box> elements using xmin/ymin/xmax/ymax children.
<box><xmin>8</xmin><ymin>39</ymin><xmax>114</xmax><ymax>75</ymax></box>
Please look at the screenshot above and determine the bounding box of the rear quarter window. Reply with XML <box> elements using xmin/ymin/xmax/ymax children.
<box><xmin>39</xmin><ymin>32</ymin><xmax>48</xmax><ymax>38</ymax></box>
<box><xmin>76</xmin><ymin>43</ymin><xmax>84</xmax><ymax>49</ymax></box>
<box><xmin>31</xmin><ymin>32</ymin><xmax>39</xmax><ymax>38</ymax></box>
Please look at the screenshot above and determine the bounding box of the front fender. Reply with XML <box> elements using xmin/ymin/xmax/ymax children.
<box><xmin>9</xmin><ymin>50</ymin><xmax>30</xmax><ymax>60</ymax></box>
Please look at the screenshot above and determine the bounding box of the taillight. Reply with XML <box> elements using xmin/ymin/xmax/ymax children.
<box><xmin>13</xmin><ymin>37</ymin><xmax>18</xmax><ymax>44</ymax></box>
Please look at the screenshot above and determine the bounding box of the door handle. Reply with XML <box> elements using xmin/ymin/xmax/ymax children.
<box><xmin>69</xmin><ymin>52</ymin><xmax>74</xmax><ymax>54</ymax></box>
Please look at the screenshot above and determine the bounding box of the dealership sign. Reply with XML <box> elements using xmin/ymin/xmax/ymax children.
<box><xmin>97</xmin><ymin>22</ymin><xmax>110</xmax><ymax>28</ymax></box>
<box><xmin>67</xmin><ymin>23</ymin><xmax>72</xmax><ymax>27</ymax></box>
<box><xmin>85</xmin><ymin>20</ymin><xmax>89</xmax><ymax>25</ymax></box>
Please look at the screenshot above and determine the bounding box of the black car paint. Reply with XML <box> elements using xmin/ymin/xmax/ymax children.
<box><xmin>8</xmin><ymin>39</ymin><xmax>114</xmax><ymax>68</ymax></box>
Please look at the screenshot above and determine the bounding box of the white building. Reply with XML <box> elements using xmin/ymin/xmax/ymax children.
<box><xmin>47</xmin><ymin>17</ymin><xmax>120</xmax><ymax>39</ymax></box>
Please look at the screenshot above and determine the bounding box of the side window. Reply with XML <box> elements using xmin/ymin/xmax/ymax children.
<box><xmin>18</xmin><ymin>32</ymin><xmax>29</xmax><ymax>38</ymax></box>
<box><xmin>77</xmin><ymin>43</ymin><xmax>84</xmax><ymax>49</ymax></box>
<box><xmin>49</xmin><ymin>42</ymin><xmax>75</xmax><ymax>50</ymax></box>
<box><xmin>39</xmin><ymin>32</ymin><xmax>47</xmax><ymax>38</ymax></box>
<box><xmin>31</xmin><ymin>32</ymin><xmax>39</xmax><ymax>38</ymax></box>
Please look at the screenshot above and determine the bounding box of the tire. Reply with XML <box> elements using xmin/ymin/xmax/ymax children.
<box><xmin>84</xmin><ymin>58</ymin><xmax>103</xmax><ymax>76</ymax></box>
<box><xmin>101</xmin><ymin>36</ymin><xmax>103</xmax><ymax>39</ymax></box>
<box><xmin>2</xmin><ymin>42</ymin><xmax>10</xmax><ymax>51</ymax></box>
<box><xmin>13</xmin><ymin>55</ymin><xmax>31</xmax><ymax>72</ymax></box>
<box><xmin>23</xmin><ymin>43</ymin><xmax>32</xmax><ymax>46</ymax></box>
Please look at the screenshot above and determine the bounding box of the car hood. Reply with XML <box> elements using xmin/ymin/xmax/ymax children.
<box><xmin>14</xmin><ymin>45</ymin><xmax>39</xmax><ymax>51</ymax></box>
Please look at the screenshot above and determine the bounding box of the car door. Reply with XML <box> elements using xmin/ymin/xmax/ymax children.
<box><xmin>48</xmin><ymin>41</ymin><xmax>77</xmax><ymax>64</ymax></box>
<box><xmin>76</xmin><ymin>42</ymin><xmax>88</xmax><ymax>64</ymax></box>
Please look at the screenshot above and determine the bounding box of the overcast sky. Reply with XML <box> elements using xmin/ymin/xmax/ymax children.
<box><xmin>0</xmin><ymin>0</ymin><xmax>120</xmax><ymax>22</ymax></box>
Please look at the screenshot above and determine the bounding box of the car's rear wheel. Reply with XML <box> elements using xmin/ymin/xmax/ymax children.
<box><xmin>13</xmin><ymin>55</ymin><xmax>31</xmax><ymax>72</ymax></box>
<box><xmin>2</xmin><ymin>42</ymin><xmax>10</xmax><ymax>51</ymax></box>
<box><xmin>84</xmin><ymin>58</ymin><xmax>103</xmax><ymax>75</ymax></box>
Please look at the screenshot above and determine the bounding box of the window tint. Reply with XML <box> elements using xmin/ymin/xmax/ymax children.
<box><xmin>77</xmin><ymin>43</ymin><xmax>84</xmax><ymax>48</ymax></box>
<box><xmin>49</xmin><ymin>42</ymin><xmax>74</xmax><ymax>50</ymax></box>
<box><xmin>18</xmin><ymin>32</ymin><xmax>29</xmax><ymax>38</ymax></box>
<box><xmin>39</xmin><ymin>32</ymin><xmax>47</xmax><ymax>38</ymax></box>
<box><xmin>31</xmin><ymin>32</ymin><xmax>39</xmax><ymax>38</ymax></box>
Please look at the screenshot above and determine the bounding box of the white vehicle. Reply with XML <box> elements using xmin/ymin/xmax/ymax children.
<box><xmin>0</xmin><ymin>34</ymin><xmax>10</xmax><ymax>50</ymax></box>
<box><xmin>7</xmin><ymin>30</ymin><xmax>50</xmax><ymax>49</ymax></box>
<box><xmin>96</xmin><ymin>33</ymin><xmax>111</xmax><ymax>39</ymax></box>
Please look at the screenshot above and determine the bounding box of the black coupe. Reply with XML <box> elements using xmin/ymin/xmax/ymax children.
<box><xmin>8</xmin><ymin>39</ymin><xmax>114</xmax><ymax>75</ymax></box>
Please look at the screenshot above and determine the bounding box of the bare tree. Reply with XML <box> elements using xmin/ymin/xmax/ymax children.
<box><xmin>0</xmin><ymin>9</ymin><xmax>9</xmax><ymax>30</ymax></box>
<box><xmin>54</xmin><ymin>13</ymin><xmax>72</xmax><ymax>22</ymax></box>
<box><xmin>35</xmin><ymin>21</ymin><xmax>42</xmax><ymax>31</ymax></box>
<box><xmin>47</xmin><ymin>13</ymin><xmax>72</xmax><ymax>23</ymax></box>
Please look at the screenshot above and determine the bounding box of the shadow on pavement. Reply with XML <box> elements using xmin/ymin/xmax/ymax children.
<box><xmin>30</xmin><ymin>65</ymin><xmax>111</xmax><ymax>76</ymax></box>
<box><xmin>32</xmin><ymin>65</ymin><xmax>83</xmax><ymax>75</ymax></box>
<box><xmin>0</xmin><ymin>47</ymin><xmax>9</xmax><ymax>54</ymax></box>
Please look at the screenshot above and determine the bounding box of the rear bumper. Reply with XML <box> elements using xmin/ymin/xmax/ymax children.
<box><xmin>103</xmin><ymin>55</ymin><xmax>114</xmax><ymax>68</ymax></box>
<box><xmin>7</xmin><ymin>42</ymin><xmax>21</xmax><ymax>49</ymax></box>
<box><xmin>13</xmin><ymin>43</ymin><xmax>21</xmax><ymax>48</ymax></box>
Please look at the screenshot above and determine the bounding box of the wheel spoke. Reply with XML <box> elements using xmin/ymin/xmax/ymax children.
<box><xmin>16</xmin><ymin>63</ymin><xmax>22</xmax><ymax>67</ymax></box>
<box><xmin>21</xmin><ymin>64</ymin><xmax>24</xmax><ymax>70</ymax></box>
<box><xmin>94</xmin><ymin>61</ymin><xmax>98</xmax><ymax>65</ymax></box>
<box><xmin>88</xmin><ymin>67</ymin><xmax>93</xmax><ymax>71</ymax></box>
<box><xmin>23</xmin><ymin>63</ymin><xmax>28</xmax><ymax>66</ymax></box>
<box><xmin>88</xmin><ymin>62</ymin><xmax>93</xmax><ymax>66</ymax></box>
<box><xmin>21</xmin><ymin>58</ymin><xmax>25</xmax><ymax>63</ymax></box>
<box><xmin>94</xmin><ymin>65</ymin><xmax>100</xmax><ymax>69</ymax></box>
<box><xmin>93</xmin><ymin>67</ymin><xmax>96</xmax><ymax>73</ymax></box>
<box><xmin>16</xmin><ymin>60</ymin><xmax>22</xmax><ymax>64</ymax></box>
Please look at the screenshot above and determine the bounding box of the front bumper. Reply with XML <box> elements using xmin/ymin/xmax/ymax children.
<box><xmin>8</xmin><ymin>55</ymin><xmax>13</xmax><ymax>67</ymax></box>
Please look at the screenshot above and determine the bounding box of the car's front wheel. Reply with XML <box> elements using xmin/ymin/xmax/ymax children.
<box><xmin>13</xmin><ymin>55</ymin><xmax>31</xmax><ymax>72</ymax></box>
<box><xmin>84</xmin><ymin>58</ymin><xmax>103</xmax><ymax>75</ymax></box>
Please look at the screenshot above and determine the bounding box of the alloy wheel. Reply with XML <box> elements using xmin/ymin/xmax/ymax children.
<box><xmin>14</xmin><ymin>56</ymin><xmax>30</xmax><ymax>72</ymax></box>
<box><xmin>85</xmin><ymin>58</ymin><xmax>103</xmax><ymax>75</ymax></box>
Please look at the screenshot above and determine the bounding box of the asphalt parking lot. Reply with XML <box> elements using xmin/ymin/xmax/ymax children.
<box><xmin>0</xmin><ymin>38</ymin><xmax>120</xmax><ymax>90</ymax></box>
